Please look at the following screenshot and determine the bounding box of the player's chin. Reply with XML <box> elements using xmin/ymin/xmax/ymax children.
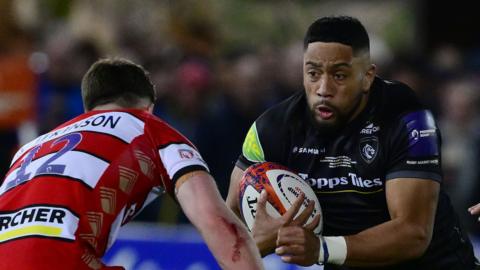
<box><xmin>313</xmin><ymin>117</ymin><xmax>342</xmax><ymax>134</ymax></box>
<box><xmin>314</xmin><ymin>116</ymin><xmax>337</xmax><ymax>127</ymax></box>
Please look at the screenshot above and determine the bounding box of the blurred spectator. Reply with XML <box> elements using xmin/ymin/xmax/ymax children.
<box><xmin>0</xmin><ymin>1</ymin><xmax>37</xmax><ymax>176</ymax></box>
<box><xmin>144</xmin><ymin>49</ymin><xmax>182</xmax><ymax>117</ymax></box>
<box><xmin>196</xmin><ymin>49</ymin><xmax>271</xmax><ymax>199</ymax></box>
<box><xmin>135</xmin><ymin>58</ymin><xmax>214</xmax><ymax>223</ymax></box>
<box><xmin>37</xmin><ymin>32</ymin><xmax>100</xmax><ymax>133</ymax></box>
<box><xmin>438</xmin><ymin>78</ymin><xmax>480</xmax><ymax>234</ymax></box>
<box><xmin>385</xmin><ymin>53</ymin><xmax>442</xmax><ymax>115</ymax></box>
<box><xmin>274</xmin><ymin>42</ymin><xmax>304</xmax><ymax>101</ymax></box>
<box><xmin>167</xmin><ymin>1</ymin><xmax>219</xmax><ymax>58</ymax></box>
<box><xmin>156</xmin><ymin>58</ymin><xmax>213</xmax><ymax>139</ymax></box>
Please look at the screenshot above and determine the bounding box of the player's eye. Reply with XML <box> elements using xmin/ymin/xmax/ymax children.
<box><xmin>307</xmin><ymin>70</ymin><xmax>319</xmax><ymax>80</ymax></box>
<box><xmin>334</xmin><ymin>73</ymin><xmax>347</xmax><ymax>81</ymax></box>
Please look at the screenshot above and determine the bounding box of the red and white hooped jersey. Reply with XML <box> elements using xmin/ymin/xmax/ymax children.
<box><xmin>0</xmin><ymin>109</ymin><xmax>209</xmax><ymax>270</ymax></box>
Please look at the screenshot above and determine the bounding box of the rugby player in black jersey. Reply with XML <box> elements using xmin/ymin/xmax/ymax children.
<box><xmin>226</xmin><ymin>16</ymin><xmax>479</xmax><ymax>269</ymax></box>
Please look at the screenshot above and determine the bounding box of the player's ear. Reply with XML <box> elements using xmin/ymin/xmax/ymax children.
<box><xmin>147</xmin><ymin>103</ymin><xmax>154</xmax><ymax>113</ymax></box>
<box><xmin>362</xmin><ymin>64</ymin><xmax>376</xmax><ymax>93</ymax></box>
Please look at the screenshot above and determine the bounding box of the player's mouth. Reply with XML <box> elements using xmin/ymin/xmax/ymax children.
<box><xmin>316</xmin><ymin>105</ymin><xmax>334</xmax><ymax>120</ymax></box>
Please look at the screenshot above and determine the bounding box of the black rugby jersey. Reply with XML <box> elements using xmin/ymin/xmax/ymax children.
<box><xmin>237</xmin><ymin>77</ymin><xmax>477</xmax><ymax>270</ymax></box>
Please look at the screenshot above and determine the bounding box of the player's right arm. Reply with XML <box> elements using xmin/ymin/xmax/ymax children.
<box><xmin>226</xmin><ymin>120</ymin><xmax>316</xmax><ymax>257</ymax></box>
<box><xmin>176</xmin><ymin>170</ymin><xmax>264</xmax><ymax>269</ymax></box>
<box><xmin>227</xmin><ymin>120</ymin><xmax>281</xmax><ymax>257</ymax></box>
<box><xmin>228</xmin><ymin>165</ymin><xmax>277</xmax><ymax>256</ymax></box>
<box><xmin>227</xmin><ymin>166</ymin><xmax>315</xmax><ymax>257</ymax></box>
<box><xmin>226</xmin><ymin>120</ymin><xmax>270</xmax><ymax>221</ymax></box>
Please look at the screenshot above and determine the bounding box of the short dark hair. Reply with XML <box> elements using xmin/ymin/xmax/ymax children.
<box><xmin>81</xmin><ymin>58</ymin><xmax>156</xmax><ymax>110</ymax></box>
<box><xmin>304</xmin><ymin>16</ymin><xmax>370</xmax><ymax>55</ymax></box>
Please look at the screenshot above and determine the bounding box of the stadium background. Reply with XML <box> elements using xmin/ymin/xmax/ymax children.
<box><xmin>1</xmin><ymin>0</ymin><xmax>480</xmax><ymax>269</ymax></box>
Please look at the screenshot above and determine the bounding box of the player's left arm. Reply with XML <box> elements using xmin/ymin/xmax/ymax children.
<box><xmin>341</xmin><ymin>108</ymin><xmax>441</xmax><ymax>266</ymax></box>
<box><xmin>275</xmin><ymin>177</ymin><xmax>439</xmax><ymax>267</ymax></box>
<box><xmin>342</xmin><ymin>177</ymin><xmax>438</xmax><ymax>267</ymax></box>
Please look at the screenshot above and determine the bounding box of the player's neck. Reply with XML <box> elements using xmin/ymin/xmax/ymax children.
<box><xmin>91</xmin><ymin>103</ymin><xmax>127</xmax><ymax>111</ymax></box>
<box><xmin>89</xmin><ymin>103</ymin><xmax>153</xmax><ymax>113</ymax></box>
<box><xmin>347</xmin><ymin>91</ymin><xmax>370</xmax><ymax>123</ymax></box>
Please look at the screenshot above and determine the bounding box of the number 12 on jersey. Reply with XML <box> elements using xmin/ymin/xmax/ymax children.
<box><xmin>5</xmin><ymin>133</ymin><xmax>83</xmax><ymax>191</ymax></box>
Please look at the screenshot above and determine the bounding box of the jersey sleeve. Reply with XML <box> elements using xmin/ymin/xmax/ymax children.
<box><xmin>236</xmin><ymin>111</ymin><xmax>287</xmax><ymax>170</ymax></box>
<box><xmin>237</xmin><ymin>122</ymin><xmax>265</xmax><ymax>168</ymax></box>
<box><xmin>385</xmin><ymin>110</ymin><xmax>443</xmax><ymax>182</ymax></box>
<box><xmin>146</xmin><ymin>116</ymin><xmax>209</xmax><ymax>187</ymax></box>
<box><xmin>158</xmin><ymin>142</ymin><xmax>209</xmax><ymax>182</ymax></box>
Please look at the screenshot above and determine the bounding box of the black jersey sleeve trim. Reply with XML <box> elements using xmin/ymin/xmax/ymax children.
<box><xmin>235</xmin><ymin>155</ymin><xmax>255</xmax><ymax>171</ymax></box>
<box><xmin>157</xmin><ymin>141</ymin><xmax>193</xmax><ymax>151</ymax></box>
<box><xmin>385</xmin><ymin>170</ymin><xmax>442</xmax><ymax>182</ymax></box>
<box><xmin>171</xmin><ymin>164</ymin><xmax>209</xmax><ymax>184</ymax></box>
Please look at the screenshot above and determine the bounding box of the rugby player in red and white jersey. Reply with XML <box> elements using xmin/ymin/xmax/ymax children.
<box><xmin>0</xmin><ymin>58</ymin><xmax>264</xmax><ymax>270</ymax></box>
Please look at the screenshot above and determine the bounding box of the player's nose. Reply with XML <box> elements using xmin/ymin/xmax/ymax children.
<box><xmin>315</xmin><ymin>76</ymin><xmax>334</xmax><ymax>98</ymax></box>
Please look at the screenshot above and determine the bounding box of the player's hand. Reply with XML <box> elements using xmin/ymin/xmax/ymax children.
<box><xmin>252</xmin><ymin>190</ymin><xmax>312</xmax><ymax>257</ymax></box>
<box><xmin>468</xmin><ymin>203</ymin><xmax>480</xmax><ymax>217</ymax></box>
<box><xmin>275</xmin><ymin>214</ymin><xmax>321</xmax><ymax>266</ymax></box>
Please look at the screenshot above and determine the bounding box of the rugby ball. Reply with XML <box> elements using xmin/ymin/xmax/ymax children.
<box><xmin>239</xmin><ymin>162</ymin><xmax>322</xmax><ymax>235</ymax></box>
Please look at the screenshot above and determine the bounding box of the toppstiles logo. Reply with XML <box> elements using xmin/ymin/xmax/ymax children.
<box><xmin>298</xmin><ymin>172</ymin><xmax>383</xmax><ymax>193</ymax></box>
<box><xmin>0</xmin><ymin>205</ymin><xmax>79</xmax><ymax>243</ymax></box>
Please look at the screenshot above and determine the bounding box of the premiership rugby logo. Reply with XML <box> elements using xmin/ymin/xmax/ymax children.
<box><xmin>359</xmin><ymin>137</ymin><xmax>378</xmax><ymax>163</ymax></box>
<box><xmin>0</xmin><ymin>205</ymin><xmax>79</xmax><ymax>243</ymax></box>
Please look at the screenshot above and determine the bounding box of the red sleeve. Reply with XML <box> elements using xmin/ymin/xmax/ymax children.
<box><xmin>144</xmin><ymin>115</ymin><xmax>209</xmax><ymax>188</ymax></box>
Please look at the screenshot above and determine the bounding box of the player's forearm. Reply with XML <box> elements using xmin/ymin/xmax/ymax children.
<box><xmin>177</xmin><ymin>171</ymin><xmax>263</xmax><ymax>269</ymax></box>
<box><xmin>343</xmin><ymin>218</ymin><xmax>432</xmax><ymax>267</ymax></box>
<box><xmin>195</xmin><ymin>208</ymin><xmax>264</xmax><ymax>269</ymax></box>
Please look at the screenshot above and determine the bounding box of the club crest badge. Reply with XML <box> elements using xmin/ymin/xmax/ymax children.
<box><xmin>359</xmin><ymin>137</ymin><xmax>378</xmax><ymax>163</ymax></box>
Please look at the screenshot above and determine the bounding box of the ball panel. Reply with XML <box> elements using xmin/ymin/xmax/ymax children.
<box><xmin>267</xmin><ymin>169</ymin><xmax>300</xmax><ymax>209</ymax></box>
<box><xmin>240</xmin><ymin>185</ymin><xmax>260</xmax><ymax>231</ymax></box>
<box><xmin>266</xmin><ymin>169</ymin><xmax>322</xmax><ymax>234</ymax></box>
<box><xmin>239</xmin><ymin>162</ymin><xmax>289</xmax><ymax>214</ymax></box>
<box><xmin>240</xmin><ymin>185</ymin><xmax>282</xmax><ymax>232</ymax></box>
<box><xmin>239</xmin><ymin>162</ymin><xmax>323</xmax><ymax>234</ymax></box>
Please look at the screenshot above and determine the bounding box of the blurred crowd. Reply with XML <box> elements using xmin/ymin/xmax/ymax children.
<box><xmin>1</xmin><ymin>0</ymin><xmax>480</xmax><ymax>236</ymax></box>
